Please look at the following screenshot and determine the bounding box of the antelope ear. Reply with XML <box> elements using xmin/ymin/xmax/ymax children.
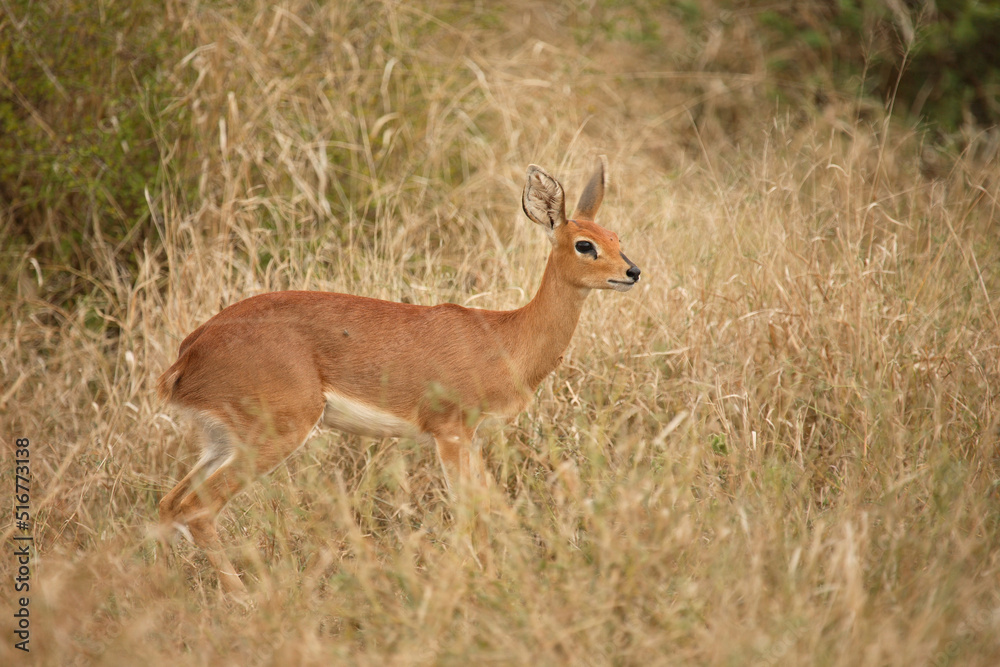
<box><xmin>522</xmin><ymin>164</ymin><xmax>566</xmax><ymax>239</ymax></box>
<box><xmin>570</xmin><ymin>155</ymin><xmax>606</xmax><ymax>221</ymax></box>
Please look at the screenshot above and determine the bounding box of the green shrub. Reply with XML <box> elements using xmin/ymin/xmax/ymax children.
<box><xmin>753</xmin><ymin>0</ymin><xmax>1000</xmax><ymax>130</ymax></box>
<box><xmin>0</xmin><ymin>0</ymin><xmax>186</xmax><ymax>300</ymax></box>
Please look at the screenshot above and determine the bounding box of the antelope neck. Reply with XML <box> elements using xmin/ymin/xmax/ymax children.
<box><xmin>504</xmin><ymin>252</ymin><xmax>589</xmax><ymax>387</ymax></box>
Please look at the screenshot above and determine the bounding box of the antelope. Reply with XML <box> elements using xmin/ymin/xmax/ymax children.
<box><xmin>156</xmin><ymin>158</ymin><xmax>640</xmax><ymax>593</ymax></box>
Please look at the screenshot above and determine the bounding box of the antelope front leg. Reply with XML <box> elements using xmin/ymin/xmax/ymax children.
<box><xmin>431</xmin><ymin>427</ymin><xmax>492</xmax><ymax>573</ymax></box>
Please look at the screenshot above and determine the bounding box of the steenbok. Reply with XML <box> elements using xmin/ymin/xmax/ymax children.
<box><xmin>157</xmin><ymin>158</ymin><xmax>640</xmax><ymax>592</ymax></box>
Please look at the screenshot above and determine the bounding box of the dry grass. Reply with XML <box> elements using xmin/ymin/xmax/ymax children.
<box><xmin>2</xmin><ymin>2</ymin><xmax>1000</xmax><ymax>665</ymax></box>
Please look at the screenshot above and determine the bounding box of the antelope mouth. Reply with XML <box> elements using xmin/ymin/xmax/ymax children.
<box><xmin>607</xmin><ymin>279</ymin><xmax>637</xmax><ymax>292</ymax></box>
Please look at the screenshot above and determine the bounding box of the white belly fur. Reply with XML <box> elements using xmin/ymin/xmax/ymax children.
<box><xmin>322</xmin><ymin>390</ymin><xmax>419</xmax><ymax>438</ymax></box>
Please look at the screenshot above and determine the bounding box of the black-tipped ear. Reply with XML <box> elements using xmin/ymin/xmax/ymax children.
<box><xmin>570</xmin><ymin>155</ymin><xmax>606</xmax><ymax>221</ymax></box>
<box><xmin>522</xmin><ymin>165</ymin><xmax>566</xmax><ymax>237</ymax></box>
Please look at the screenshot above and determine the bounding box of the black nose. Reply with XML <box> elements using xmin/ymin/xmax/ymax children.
<box><xmin>626</xmin><ymin>265</ymin><xmax>641</xmax><ymax>281</ymax></box>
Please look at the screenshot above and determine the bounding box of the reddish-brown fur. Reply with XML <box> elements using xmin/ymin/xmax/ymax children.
<box><xmin>157</xmin><ymin>159</ymin><xmax>640</xmax><ymax>593</ymax></box>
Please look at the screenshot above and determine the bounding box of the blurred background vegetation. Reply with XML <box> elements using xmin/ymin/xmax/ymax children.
<box><xmin>2</xmin><ymin>0</ymin><xmax>997</xmax><ymax>309</ymax></box>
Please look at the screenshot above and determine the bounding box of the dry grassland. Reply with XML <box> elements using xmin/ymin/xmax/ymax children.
<box><xmin>2</xmin><ymin>2</ymin><xmax>999</xmax><ymax>665</ymax></box>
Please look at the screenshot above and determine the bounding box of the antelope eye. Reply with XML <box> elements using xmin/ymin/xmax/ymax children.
<box><xmin>575</xmin><ymin>240</ymin><xmax>595</xmax><ymax>254</ymax></box>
